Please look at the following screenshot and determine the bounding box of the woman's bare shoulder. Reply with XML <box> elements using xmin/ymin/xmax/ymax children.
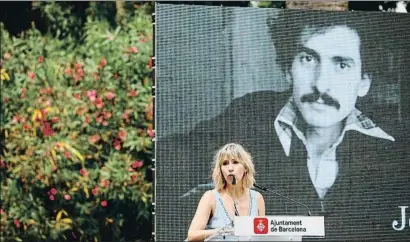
<box><xmin>202</xmin><ymin>189</ymin><xmax>217</xmax><ymax>201</ymax></box>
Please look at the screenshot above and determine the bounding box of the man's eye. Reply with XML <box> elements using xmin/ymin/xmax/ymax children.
<box><xmin>300</xmin><ymin>55</ymin><xmax>314</xmax><ymax>63</ymax></box>
<box><xmin>339</xmin><ymin>62</ymin><xmax>350</xmax><ymax>69</ymax></box>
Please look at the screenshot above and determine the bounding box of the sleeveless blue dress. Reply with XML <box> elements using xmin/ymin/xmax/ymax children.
<box><xmin>205</xmin><ymin>189</ymin><xmax>258</xmax><ymax>241</ymax></box>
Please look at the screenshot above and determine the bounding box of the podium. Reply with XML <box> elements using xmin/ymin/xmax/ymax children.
<box><xmin>202</xmin><ymin>216</ymin><xmax>324</xmax><ymax>241</ymax></box>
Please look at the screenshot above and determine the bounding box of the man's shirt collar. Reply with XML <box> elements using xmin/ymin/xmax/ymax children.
<box><xmin>274</xmin><ymin>99</ymin><xmax>395</xmax><ymax>156</ymax></box>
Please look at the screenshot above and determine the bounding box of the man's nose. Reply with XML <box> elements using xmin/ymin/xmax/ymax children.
<box><xmin>314</xmin><ymin>64</ymin><xmax>331</xmax><ymax>93</ymax></box>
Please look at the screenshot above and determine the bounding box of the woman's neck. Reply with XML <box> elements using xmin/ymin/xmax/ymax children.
<box><xmin>225</xmin><ymin>184</ymin><xmax>245</xmax><ymax>201</ymax></box>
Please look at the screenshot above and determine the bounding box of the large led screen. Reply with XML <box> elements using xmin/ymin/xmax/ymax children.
<box><xmin>155</xmin><ymin>3</ymin><xmax>410</xmax><ymax>241</ymax></box>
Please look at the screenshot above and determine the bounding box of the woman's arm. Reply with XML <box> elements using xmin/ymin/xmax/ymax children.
<box><xmin>187</xmin><ymin>190</ymin><xmax>218</xmax><ymax>241</ymax></box>
<box><xmin>256</xmin><ymin>192</ymin><xmax>266</xmax><ymax>216</ymax></box>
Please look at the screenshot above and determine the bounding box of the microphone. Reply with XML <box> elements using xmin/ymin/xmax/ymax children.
<box><xmin>254</xmin><ymin>183</ymin><xmax>312</xmax><ymax>216</ymax></box>
<box><xmin>230</xmin><ymin>175</ymin><xmax>239</xmax><ymax>217</ymax></box>
<box><xmin>231</xmin><ymin>175</ymin><xmax>236</xmax><ymax>185</ymax></box>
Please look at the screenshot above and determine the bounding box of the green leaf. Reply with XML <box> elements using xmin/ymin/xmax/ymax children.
<box><xmin>114</xmin><ymin>27</ymin><xmax>121</xmax><ymax>37</ymax></box>
<box><xmin>1</xmin><ymin>2</ymin><xmax>153</xmax><ymax>240</ymax></box>
<box><xmin>31</xmin><ymin>211</ymin><xmax>40</xmax><ymax>221</ymax></box>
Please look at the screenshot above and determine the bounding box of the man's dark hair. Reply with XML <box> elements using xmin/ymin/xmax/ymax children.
<box><xmin>267</xmin><ymin>9</ymin><xmax>405</xmax><ymax>79</ymax></box>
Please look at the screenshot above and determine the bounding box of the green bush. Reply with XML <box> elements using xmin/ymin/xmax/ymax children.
<box><xmin>0</xmin><ymin>2</ymin><xmax>153</xmax><ymax>241</ymax></box>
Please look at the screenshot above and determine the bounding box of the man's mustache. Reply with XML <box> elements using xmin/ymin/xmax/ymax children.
<box><xmin>300</xmin><ymin>90</ymin><xmax>340</xmax><ymax>110</ymax></box>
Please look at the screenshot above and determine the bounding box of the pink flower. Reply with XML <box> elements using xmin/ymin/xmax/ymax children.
<box><xmin>132</xmin><ymin>160</ymin><xmax>144</xmax><ymax>169</ymax></box>
<box><xmin>128</xmin><ymin>90</ymin><xmax>138</xmax><ymax>97</ymax></box>
<box><xmin>95</xmin><ymin>97</ymin><xmax>103</xmax><ymax>109</ymax></box>
<box><xmin>121</xmin><ymin>112</ymin><xmax>130</xmax><ymax>120</ymax></box>
<box><xmin>52</xmin><ymin>166</ymin><xmax>57</xmax><ymax>172</ymax></box>
<box><xmin>100</xmin><ymin>179</ymin><xmax>109</xmax><ymax>188</ymax></box>
<box><xmin>89</xmin><ymin>95</ymin><xmax>96</xmax><ymax>102</ymax></box>
<box><xmin>65</xmin><ymin>151</ymin><xmax>71</xmax><ymax>158</ymax></box>
<box><xmin>147</xmin><ymin>128</ymin><xmax>155</xmax><ymax>138</ymax></box>
<box><xmin>14</xmin><ymin>219</ymin><xmax>20</xmax><ymax>228</ymax></box>
<box><xmin>76</xmin><ymin>68</ymin><xmax>84</xmax><ymax>77</ymax></box>
<box><xmin>148</xmin><ymin>57</ymin><xmax>153</xmax><ymax>69</ymax></box>
<box><xmin>100</xmin><ymin>58</ymin><xmax>107</xmax><ymax>67</ymax></box>
<box><xmin>65</xmin><ymin>67</ymin><xmax>73</xmax><ymax>75</ymax></box>
<box><xmin>113</xmin><ymin>139</ymin><xmax>121</xmax><ymax>150</ymax></box>
<box><xmin>80</xmin><ymin>168</ymin><xmax>88</xmax><ymax>177</ymax></box>
<box><xmin>102</xmin><ymin>121</ymin><xmax>108</xmax><ymax>126</ymax></box>
<box><xmin>92</xmin><ymin>187</ymin><xmax>98</xmax><ymax>195</ymax></box>
<box><xmin>129</xmin><ymin>47</ymin><xmax>139</xmax><ymax>53</ymax></box>
<box><xmin>41</xmin><ymin>108</ymin><xmax>48</xmax><ymax>115</ymax></box>
<box><xmin>49</xmin><ymin>195</ymin><xmax>55</xmax><ymax>201</ymax></box>
<box><xmin>87</xmin><ymin>90</ymin><xmax>97</xmax><ymax>102</ymax></box>
<box><xmin>28</xmin><ymin>71</ymin><xmax>36</xmax><ymax>80</ymax></box>
<box><xmin>132</xmin><ymin>173</ymin><xmax>138</xmax><ymax>182</ymax></box>
<box><xmin>105</xmin><ymin>91</ymin><xmax>115</xmax><ymax>100</ymax></box>
<box><xmin>12</xmin><ymin>115</ymin><xmax>19</xmax><ymax>123</ymax></box>
<box><xmin>50</xmin><ymin>188</ymin><xmax>57</xmax><ymax>195</ymax></box>
<box><xmin>88</xmin><ymin>134</ymin><xmax>100</xmax><ymax>144</ymax></box>
<box><xmin>51</xmin><ymin>117</ymin><xmax>59</xmax><ymax>123</ymax></box>
<box><xmin>103</xmin><ymin>112</ymin><xmax>112</xmax><ymax>119</ymax></box>
<box><xmin>117</xmin><ymin>130</ymin><xmax>127</xmax><ymax>141</ymax></box>
<box><xmin>40</xmin><ymin>88</ymin><xmax>51</xmax><ymax>94</ymax></box>
<box><xmin>23</xmin><ymin>124</ymin><xmax>31</xmax><ymax>131</ymax></box>
<box><xmin>38</xmin><ymin>56</ymin><xmax>44</xmax><ymax>63</ymax></box>
<box><xmin>64</xmin><ymin>194</ymin><xmax>71</xmax><ymax>200</ymax></box>
<box><xmin>100</xmin><ymin>200</ymin><xmax>108</xmax><ymax>207</ymax></box>
<box><xmin>75</xmin><ymin>62</ymin><xmax>83</xmax><ymax>70</ymax></box>
<box><xmin>87</xmin><ymin>90</ymin><xmax>97</xmax><ymax>96</ymax></box>
<box><xmin>73</xmin><ymin>74</ymin><xmax>82</xmax><ymax>82</ymax></box>
<box><xmin>73</xmin><ymin>93</ymin><xmax>81</xmax><ymax>100</ymax></box>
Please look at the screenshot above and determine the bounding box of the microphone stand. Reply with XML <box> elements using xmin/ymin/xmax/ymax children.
<box><xmin>254</xmin><ymin>183</ymin><xmax>312</xmax><ymax>216</ymax></box>
<box><xmin>231</xmin><ymin>175</ymin><xmax>239</xmax><ymax>227</ymax></box>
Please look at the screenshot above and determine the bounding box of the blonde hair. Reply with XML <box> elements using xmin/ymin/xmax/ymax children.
<box><xmin>212</xmin><ymin>143</ymin><xmax>255</xmax><ymax>191</ymax></box>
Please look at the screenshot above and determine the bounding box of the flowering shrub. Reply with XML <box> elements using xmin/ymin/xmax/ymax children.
<box><xmin>0</xmin><ymin>2</ymin><xmax>153</xmax><ymax>241</ymax></box>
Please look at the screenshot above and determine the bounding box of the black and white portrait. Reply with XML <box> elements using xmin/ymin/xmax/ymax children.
<box><xmin>155</xmin><ymin>4</ymin><xmax>410</xmax><ymax>241</ymax></box>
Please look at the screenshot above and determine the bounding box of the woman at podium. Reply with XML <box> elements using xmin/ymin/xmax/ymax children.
<box><xmin>187</xmin><ymin>143</ymin><xmax>265</xmax><ymax>241</ymax></box>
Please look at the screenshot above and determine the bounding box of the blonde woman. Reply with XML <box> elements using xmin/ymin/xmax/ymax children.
<box><xmin>187</xmin><ymin>143</ymin><xmax>265</xmax><ymax>241</ymax></box>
